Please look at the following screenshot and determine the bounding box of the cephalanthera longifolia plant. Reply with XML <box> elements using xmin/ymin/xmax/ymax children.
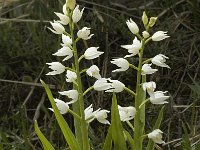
<box><xmin>34</xmin><ymin>0</ymin><xmax>170</xmax><ymax>149</ymax></box>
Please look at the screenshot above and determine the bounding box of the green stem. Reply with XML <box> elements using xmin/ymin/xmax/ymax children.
<box><xmin>139</xmin><ymin>98</ymin><xmax>150</xmax><ymax>109</ymax></box>
<box><xmin>136</xmin><ymin>33</ymin><xmax>143</xmax><ymax>40</ymax></box>
<box><xmin>124</xmin><ymin>87</ymin><xmax>136</xmax><ymax>97</ymax></box>
<box><xmin>145</xmin><ymin>37</ymin><xmax>152</xmax><ymax>44</ymax></box>
<box><xmin>80</xmin><ymin>69</ymin><xmax>87</xmax><ymax>74</ymax></box>
<box><xmin>133</xmin><ymin>39</ymin><xmax>146</xmax><ymax>150</ymax></box>
<box><xmin>142</xmin><ymin>58</ymin><xmax>152</xmax><ymax>64</ymax></box>
<box><xmin>83</xmin><ymin>86</ymin><xmax>94</xmax><ymax>96</ymax></box>
<box><xmin>65</xmin><ymin>67</ymin><xmax>75</xmax><ymax>72</ymax></box>
<box><xmin>126</xmin><ymin>120</ymin><xmax>134</xmax><ymax>132</ymax></box>
<box><xmin>69</xmin><ymin>21</ymin><xmax>90</xmax><ymax>150</ymax></box>
<box><xmin>78</xmin><ymin>55</ymin><xmax>85</xmax><ymax>63</ymax></box>
<box><xmin>68</xmin><ymin>109</ymin><xmax>82</xmax><ymax>120</ymax></box>
<box><xmin>129</xmin><ymin>64</ymin><xmax>139</xmax><ymax>71</ymax></box>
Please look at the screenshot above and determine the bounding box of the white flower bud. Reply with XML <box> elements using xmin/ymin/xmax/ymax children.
<box><xmin>142</xmin><ymin>31</ymin><xmax>150</xmax><ymax>38</ymax></box>
<box><xmin>126</xmin><ymin>18</ymin><xmax>139</xmax><ymax>34</ymax></box>
<box><xmin>142</xmin><ymin>11</ymin><xmax>148</xmax><ymax>26</ymax></box>
<box><xmin>148</xmin><ymin>17</ymin><xmax>157</xmax><ymax>27</ymax></box>
<box><xmin>72</xmin><ymin>5</ymin><xmax>84</xmax><ymax>23</ymax></box>
<box><xmin>66</xmin><ymin>0</ymin><xmax>76</xmax><ymax>10</ymax></box>
<box><xmin>152</xmin><ymin>31</ymin><xmax>169</xmax><ymax>41</ymax></box>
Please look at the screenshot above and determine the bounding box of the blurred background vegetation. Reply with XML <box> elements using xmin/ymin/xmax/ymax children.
<box><xmin>0</xmin><ymin>0</ymin><xmax>200</xmax><ymax>149</ymax></box>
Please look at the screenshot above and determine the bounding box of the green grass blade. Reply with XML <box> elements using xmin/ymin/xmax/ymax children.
<box><xmin>40</xmin><ymin>80</ymin><xmax>81</xmax><ymax>150</ymax></box>
<box><xmin>123</xmin><ymin>129</ymin><xmax>134</xmax><ymax>150</ymax></box>
<box><xmin>181</xmin><ymin>122</ymin><xmax>192</xmax><ymax>150</ymax></box>
<box><xmin>103</xmin><ymin>126</ymin><xmax>112</xmax><ymax>150</ymax></box>
<box><xmin>34</xmin><ymin>120</ymin><xmax>55</xmax><ymax>150</ymax></box>
<box><xmin>146</xmin><ymin>106</ymin><xmax>165</xmax><ymax>150</ymax></box>
<box><xmin>111</xmin><ymin>93</ymin><xmax>127</xmax><ymax>150</ymax></box>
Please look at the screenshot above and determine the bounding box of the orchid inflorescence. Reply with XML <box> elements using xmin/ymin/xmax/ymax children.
<box><xmin>37</xmin><ymin>0</ymin><xmax>171</xmax><ymax>149</ymax></box>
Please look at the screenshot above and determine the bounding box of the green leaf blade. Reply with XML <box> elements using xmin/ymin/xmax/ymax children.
<box><xmin>34</xmin><ymin>120</ymin><xmax>55</xmax><ymax>150</ymax></box>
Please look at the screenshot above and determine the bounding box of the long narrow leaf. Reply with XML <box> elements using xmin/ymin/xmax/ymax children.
<box><xmin>146</xmin><ymin>106</ymin><xmax>165</xmax><ymax>150</ymax></box>
<box><xmin>103</xmin><ymin>126</ymin><xmax>112</xmax><ymax>150</ymax></box>
<box><xmin>40</xmin><ymin>80</ymin><xmax>80</xmax><ymax>150</ymax></box>
<box><xmin>123</xmin><ymin>129</ymin><xmax>134</xmax><ymax>150</ymax></box>
<box><xmin>34</xmin><ymin>120</ymin><xmax>55</xmax><ymax>150</ymax></box>
<box><xmin>111</xmin><ymin>93</ymin><xmax>127</xmax><ymax>150</ymax></box>
<box><xmin>181</xmin><ymin>122</ymin><xmax>192</xmax><ymax>150</ymax></box>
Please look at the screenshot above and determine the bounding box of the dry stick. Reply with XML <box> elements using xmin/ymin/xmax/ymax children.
<box><xmin>0</xmin><ymin>17</ymin><xmax>50</xmax><ymax>24</ymax></box>
<box><xmin>22</xmin><ymin>67</ymin><xmax>45</xmax><ymax>106</ymax></box>
<box><xmin>157</xmin><ymin>0</ymin><xmax>186</xmax><ymax>18</ymax></box>
<box><xmin>0</xmin><ymin>79</ymin><xmax>56</xmax><ymax>89</ymax></box>
<box><xmin>110</xmin><ymin>1</ymin><xmax>154</xmax><ymax>11</ymax></box>
<box><xmin>33</xmin><ymin>92</ymin><xmax>46</xmax><ymax>121</ymax></box>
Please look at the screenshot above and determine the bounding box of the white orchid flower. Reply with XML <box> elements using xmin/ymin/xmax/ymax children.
<box><xmin>106</xmin><ymin>79</ymin><xmax>125</xmax><ymax>93</ymax></box>
<box><xmin>152</xmin><ymin>31</ymin><xmax>169</xmax><ymax>41</ymax></box>
<box><xmin>151</xmin><ymin>54</ymin><xmax>170</xmax><ymax>68</ymax></box>
<box><xmin>86</xmin><ymin>65</ymin><xmax>101</xmax><ymax>79</ymax></box>
<box><xmin>150</xmin><ymin>91</ymin><xmax>169</xmax><ymax>104</ymax></box>
<box><xmin>84</xmin><ymin>47</ymin><xmax>104</xmax><ymax>60</ymax></box>
<box><xmin>59</xmin><ymin>90</ymin><xmax>78</xmax><ymax>104</ymax></box>
<box><xmin>48</xmin><ymin>21</ymin><xmax>65</xmax><ymax>34</ymax></box>
<box><xmin>111</xmin><ymin>58</ymin><xmax>129</xmax><ymax>72</ymax></box>
<box><xmin>52</xmin><ymin>46</ymin><xmax>73</xmax><ymax>61</ymax></box>
<box><xmin>141</xmin><ymin>64</ymin><xmax>158</xmax><ymax>75</ymax></box>
<box><xmin>118</xmin><ymin>105</ymin><xmax>136</xmax><ymax>122</ymax></box>
<box><xmin>148</xmin><ymin>129</ymin><xmax>165</xmax><ymax>144</ymax></box>
<box><xmin>84</xmin><ymin>104</ymin><xmax>95</xmax><ymax>123</ymax></box>
<box><xmin>72</xmin><ymin>5</ymin><xmax>84</xmax><ymax>23</ymax></box>
<box><xmin>62</xmin><ymin>4</ymin><xmax>68</xmax><ymax>15</ymax></box>
<box><xmin>46</xmin><ymin>62</ymin><xmax>65</xmax><ymax>75</ymax></box>
<box><xmin>126</xmin><ymin>18</ymin><xmax>139</xmax><ymax>34</ymax></box>
<box><xmin>93</xmin><ymin>109</ymin><xmax>110</xmax><ymax>125</ymax></box>
<box><xmin>49</xmin><ymin>98</ymin><xmax>69</xmax><ymax>114</ymax></box>
<box><xmin>66</xmin><ymin>70</ymin><xmax>77</xmax><ymax>83</ymax></box>
<box><xmin>121</xmin><ymin>37</ymin><xmax>142</xmax><ymax>58</ymax></box>
<box><xmin>93</xmin><ymin>78</ymin><xmax>111</xmax><ymax>91</ymax></box>
<box><xmin>54</xmin><ymin>12</ymin><xmax>70</xmax><ymax>25</ymax></box>
<box><xmin>61</xmin><ymin>34</ymin><xmax>72</xmax><ymax>47</ymax></box>
<box><xmin>143</xmin><ymin>81</ymin><xmax>156</xmax><ymax>98</ymax></box>
<box><xmin>77</xmin><ymin>27</ymin><xmax>94</xmax><ymax>40</ymax></box>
